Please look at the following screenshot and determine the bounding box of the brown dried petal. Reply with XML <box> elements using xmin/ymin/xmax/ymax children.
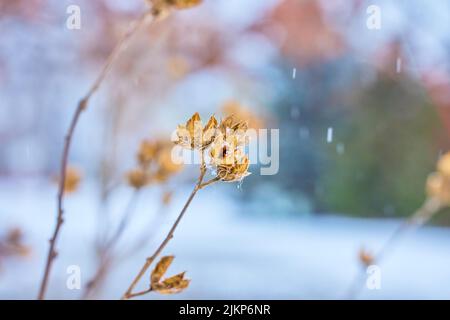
<box><xmin>358</xmin><ymin>248</ymin><xmax>374</xmax><ymax>266</ymax></box>
<box><xmin>152</xmin><ymin>278</ymin><xmax>190</xmax><ymax>294</ymax></box>
<box><xmin>63</xmin><ymin>166</ymin><xmax>81</xmax><ymax>194</ymax></box>
<box><xmin>161</xmin><ymin>271</ymin><xmax>185</xmax><ymax>287</ymax></box>
<box><xmin>151</xmin><ymin>255</ymin><xmax>174</xmax><ymax>285</ymax></box>
<box><xmin>202</xmin><ymin>115</ymin><xmax>218</xmax><ymax>148</ymax></box>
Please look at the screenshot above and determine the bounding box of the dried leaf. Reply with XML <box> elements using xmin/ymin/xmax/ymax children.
<box><xmin>151</xmin><ymin>255</ymin><xmax>174</xmax><ymax>285</ymax></box>
<box><xmin>153</xmin><ymin>280</ymin><xmax>190</xmax><ymax>294</ymax></box>
<box><xmin>202</xmin><ymin>115</ymin><xmax>218</xmax><ymax>147</ymax></box>
<box><xmin>150</xmin><ymin>256</ymin><xmax>190</xmax><ymax>295</ymax></box>
<box><xmin>176</xmin><ymin>112</ymin><xmax>217</xmax><ymax>150</ymax></box>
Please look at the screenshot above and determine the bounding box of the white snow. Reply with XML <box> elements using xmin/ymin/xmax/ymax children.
<box><xmin>1</xmin><ymin>178</ymin><xmax>450</xmax><ymax>299</ymax></box>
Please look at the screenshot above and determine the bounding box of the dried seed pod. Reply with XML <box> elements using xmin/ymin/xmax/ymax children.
<box><xmin>150</xmin><ymin>256</ymin><xmax>190</xmax><ymax>294</ymax></box>
<box><xmin>151</xmin><ymin>255</ymin><xmax>174</xmax><ymax>285</ymax></box>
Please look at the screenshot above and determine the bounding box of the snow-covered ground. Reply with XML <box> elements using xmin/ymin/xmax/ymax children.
<box><xmin>1</xmin><ymin>178</ymin><xmax>450</xmax><ymax>299</ymax></box>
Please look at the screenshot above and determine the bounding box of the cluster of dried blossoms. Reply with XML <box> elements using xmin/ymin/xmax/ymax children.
<box><xmin>426</xmin><ymin>152</ymin><xmax>450</xmax><ymax>207</ymax></box>
<box><xmin>127</xmin><ymin>139</ymin><xmax>183</xmax><ymax>189</ymax></box>
<box><xmin>150</xmin><ymin>256</ymin><xmax>189</xmax><ymax>294</ymax></box>
<box><xmin>174</xmin><ymin>112</ymin><xmax>251</xmax><ymax>183</ymax></box>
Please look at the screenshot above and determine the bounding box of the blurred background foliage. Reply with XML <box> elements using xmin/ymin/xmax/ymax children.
<box><xmin>1</xmin><ymin>0</ymin><xmax>450</xmax><ymax>221</ymax></box>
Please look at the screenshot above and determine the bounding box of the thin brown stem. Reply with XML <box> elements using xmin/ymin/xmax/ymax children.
<box><xmin>37</xmin><ymin>11</ymin><xmax>152</xmax><ymax>300</ymax></box>
<box><xmin>125</xmin><ymin>288</ymin><xmax>153</xmax><ymax>299</ymax></box>
<box><xmin>121</xmin><ymin>159</ymin><xmax>209</xmax><ymax>300</ymax></box>
<box><xmin>82</xmin><ymin>190</ymin><xmax>140</xmax><ymax>299</ymax></box>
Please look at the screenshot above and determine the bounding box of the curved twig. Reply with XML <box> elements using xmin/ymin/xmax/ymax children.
<box><xmin>37</xmin><ymin>11</ymin><xmax>153</xmax><ymax>300</ymax></box>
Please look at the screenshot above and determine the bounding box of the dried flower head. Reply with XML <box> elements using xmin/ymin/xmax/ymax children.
<box><xmin>216</xmin><ymin>154</ymin><xmax>250</xmax><ymax>182</ymax></box>
<box><xmin>174</xmin><ymin>112</ymin><xmax>251</xmax><ymax>183</ymax></box>
<box><xmin>127</xmin><ymin>168</ymin><xmax>151</xmax><ymax>189</ymax></box>
<box><xmin>211</xmin><ymin>146</ymin><xmax>250</xmax><ymax>182</ymax></box>
<box><xmin>218</xmin><ymin>115</ymin><xmax>249</xmax><ymax>148</ymax></box>
<box><xmin>150</xmin><ymin>255</ymin><xmax>190</xmax><ymax>294</ymax></box>
<box><xmin>219</xmin><ymin>114</ymin><xmax>248</xmax><ymax>136</ymax></box>
<box><xmin>209</xmin><ymin>121</ymin><xmax>250</xmax><ymax>182</ymax></box>
<box><xmin>123</xmin><ymin>108</ymin><xmax>253</xmax><ymax>300</ymax></box>
<box><xmin>175</xmin><ymin>112</ymin><xmax>218</xmax><ymax>150</ymax></box>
